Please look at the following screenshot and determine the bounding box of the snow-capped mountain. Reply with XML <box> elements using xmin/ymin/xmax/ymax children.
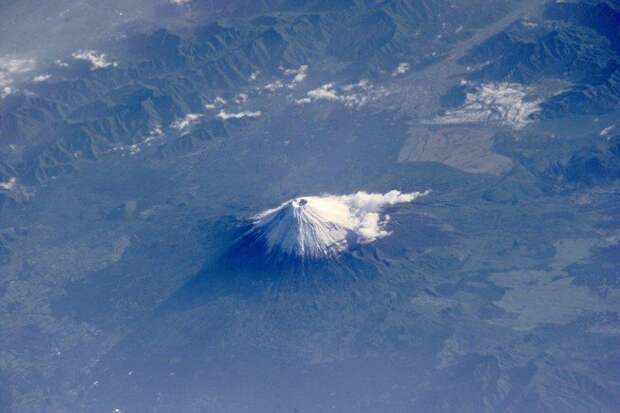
<box><xmin>249</xmin><ymin>190</ymin><xmax>429</xmax><ymax>258</ymax></box>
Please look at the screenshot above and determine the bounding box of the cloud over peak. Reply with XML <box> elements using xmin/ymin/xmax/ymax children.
<box><xmin>251</xmin><ymin>190</ymin><xmax>430</xmax><ymax>258</ymax></box>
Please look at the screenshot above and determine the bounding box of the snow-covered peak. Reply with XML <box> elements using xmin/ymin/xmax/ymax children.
<box><xmin>250</xmin><ymin>190</ymin><xmax>429</xmax><ymax>258</ymax></box>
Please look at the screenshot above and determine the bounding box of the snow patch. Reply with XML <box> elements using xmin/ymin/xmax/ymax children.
<box><xmin>431</xmin><ymin>82</ymin><xmax>541</xmax><ymax>129</ymax></box>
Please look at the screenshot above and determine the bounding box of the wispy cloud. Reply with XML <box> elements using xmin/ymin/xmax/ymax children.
<box><xmin>170</xmin><ymin>0</ymin><xmax>192</xmax><ymax>5</ymax></box>
<box><xmin>216</xmin><ymin>110</ymin><xmax>262</xmax><ymax>120</ymax></box>
<box><xmin>0</xmin><ymin>55</ymin><xmax>36</xmax><ymax>98</ymax></box>
<box><xmin>0</xmin><ymin>57</ymin><xmax>36</xmax><ymax>75</ymax></box>
<box><xmin>72</xmin><ymin>50</ymin><xmax>118</xmax><ymax>70</ymax></box>
<box><xmin>431</xmin><ymin>82</ymin><xmax>541</xmax><ymax>129</ymax></box>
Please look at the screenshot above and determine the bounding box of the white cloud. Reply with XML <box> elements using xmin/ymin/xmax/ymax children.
<box><xmin>54</xmin><ymin>59</ymin><xmax>69</xmax><ymax>67</ymax></box>
<box><xmin>0</xmin><ymin>177</ymin><xmax>17</xmax><ymax>191</ymax></box>
<box><xmin>171</xmin><ymin>113</ymin><xmax>203</xmax><ymax>130</ymax></box>
<box><xmin>600</xmin><ymin>124</ymin><xmax>615</xmax><ymax>137</ymax></box>
<box><xmin>334</xmin><ymin>190</ymin><xmax>430</xmax><ymax>242</ymax></box>
<box><xmin>72</xmin><ymin>50</ymin><xmax>118</xmax><ymax>70</ymax></box>
<box><xmin>32</xmin><ymin>74</ymin><xmax>51</xmax><ymax>83</ymax></box>
<box><xmin>170</xmin><ymin>0</ymin><xmax>192</xmax><ymax>5</ymax></box>
<box><xmin>1</xmin><ymin>87</ymin><xmax>13</xmax><ymax>99</ymax></box>
<box><xmin>249</xmin><ymin>71</ymin><xmax>259</xmax><ymax>81</ymax></box>
<box><xmin>307</xmin><ymin>82</ymin><xmax>340</xmax><ymax>101</ymax></box>
<box><xmin>235</xmin><ymin>93</ymin><xmax>249</xmax><ymax>104</ymax></box>
<box><xmin>393</xmin><ymin>62</ymin><xmax>410</xmax><ymax>76</ymax></box>
<box><xmin>296</xmin><ymin>80</ymin><xmax>386</xmax><ymax>108</ymax></box>
<box><xmin>0</xmin><ymin>57</ymin><xmax>36</xmax><ymax>75</ymax></box>
<box><xmin>110</xmin><ymin>126</ymin><xmax>163</xmax><ymax>156</ymax></box>
<box><xmin>252</xmin><ymin>190</ymin><xmax>430</xmax><ymax>257</ymax></box>
<box><xmin>263</xmin><ymin>66</ymin><xmax>308</xmax><ymax>93</ymax></box>
<box><xmin>284</xmin><ymin>65</ymin><xmax>308</xmax><ymax>85</ymax></box>
<box><xmin>431</xmin><ymin>82</ymin><xmax>541</xmax><ymax>129</ymax></box>
<box><xmin>216</xmin><ymin>110</ymin><xmax>262</xmax><ymax>120</ymax></box>
<box><xmin>521</xmin><ymin>19</ymin><xmax>538</xmax><ymax>28</ymax></box>
<box><xmin>342</xmin><ymin>79</ymin><xmax>369</xmax><ymax>92</ymax></box>
<box><xmin>263</xmin><ymin>80</ymin><xmax>284</xmax><ymax>92</ymax></box>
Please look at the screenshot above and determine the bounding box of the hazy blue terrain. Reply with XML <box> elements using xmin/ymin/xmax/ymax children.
<box><xmin>0</xmin><ymin>0</ymin><xmax>619</xmax><ymax>412</ymax></box>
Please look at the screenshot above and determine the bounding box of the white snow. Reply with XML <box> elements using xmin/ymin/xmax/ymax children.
<box><xmin>431</xmin><ymin>82</ymin><xmax>541</xmax><ymax>129</ymax></box>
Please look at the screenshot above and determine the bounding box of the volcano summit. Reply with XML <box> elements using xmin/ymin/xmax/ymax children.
<box><xmin>249</xmin><ymin>190</ymin><xmax>429</xmax><ymax>258</ymax></box>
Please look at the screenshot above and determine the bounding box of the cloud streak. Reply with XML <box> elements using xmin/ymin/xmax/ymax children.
<box><xmin>216</xmin><ymin>110</ymin><xmax>262</xmax><ymax>120</ymax></box>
